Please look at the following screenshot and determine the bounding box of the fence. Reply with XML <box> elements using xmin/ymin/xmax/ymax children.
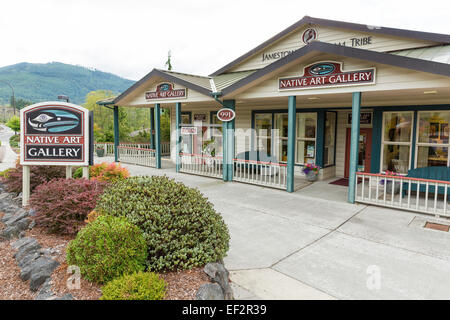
<box><xmin>233</xmin><ymin>159</ymin><xmax>287</xmax><ymax>190</ymax></box>
<box><xmin>179</xmin><ymin>153</ymin><xmax>223</xmax><ymax>179</ymax></box>
<box><xmin>355</xmin><ymin>172</ymin><xmax>450</xmax><ymax>218</ymax></box>
<box><xmin>117</xmin><ymin>146</ymin><xmax>156</xmax><ymax>167</ymax></box>
<box><xmin>94</xmin><ymin>142</ymin><xmax>170</xmax><ymax>157</ymax></box>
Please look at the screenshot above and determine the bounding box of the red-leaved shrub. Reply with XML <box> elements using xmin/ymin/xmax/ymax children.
<box><xmin>1</xmin><ymin>161</ymin><xmax>66</xmax><ymax>194</ymax></box>
<box><xmin>29</xmin><ymin>178</ymin><xmax>108</xmax><ymax>236</ymax></box>
<box><xmin>90</xmin><ymin>162</ymin><xmax>130</xmax><ymax>182</ymax></box>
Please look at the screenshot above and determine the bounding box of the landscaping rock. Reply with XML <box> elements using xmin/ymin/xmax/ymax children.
<box><xmin>0</xmin><ymin>226</ymin><xmax>20</xmax><ymax>240</ymax></box>
<box><xmin>29</xmin><ymin>258</ymin><xmax>60</xmax><ymax>291</ymax></box>
<box><xmin>11</xmin><ymin>237</ymin><xmax>36</xmax><ymax>250</ymax></box>
<box><xmin>35</xmin><ymin>278</ymin><xmax>54</xmax><ymax>300</ymax></box>
<box><xmin>4</xmin><ymin>209</ymin><xmax>28</xmax><ymax>226</ymax></box>
<box><xmin>14</xmin><ymin>239</ymin><xmax>41</xmax><ymax>261</ymax></box>
<box><xmin>204</xmin><ymin>262</ymin><xmax>234</xmax><ymax>300</ymax></box>
<box><xmin>54</xmin><ymin>294</ymin><xmax>74</xmax><ymax>301</ymax></box>
<box><xmin>195</xmin><ymin>283</ymin><xmax>224</xmax><ymax>300</ymax></box>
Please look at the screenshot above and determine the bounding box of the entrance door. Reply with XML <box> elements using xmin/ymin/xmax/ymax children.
<box><xmin>344</xmin><ymin>128</ymin><xmax>372</xmax><ymax>178</ymax></box>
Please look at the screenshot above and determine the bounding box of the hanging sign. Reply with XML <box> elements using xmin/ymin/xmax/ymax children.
<box><xmin>279</xmin><ymin>61</ymin><xmax>376</xmax><ymax>91</ymax></box>
<box><xmin>217</xmin><ymin>108</ymin><xmax>235</xmax><ymax>122</ymax></box>
<box><xmin>181</xmin><ymin>127</ymin><xmax>197</xmax><ymax>135</ymax></box>
<box><xmin>145</xmin><ymin>83</ymin><xmax>186</xmax><ymax>100</ymax></box>
<box><xmin>348</xmin><ymin>112</ymin><xmax>372</xmax><ymax>125</ymax></box>
<box><xmin>20</xmin><ymin>102</ymin><xmax>89</xmax><ymax>166</ymax></box>
<box><xmin>194</xmin><ymin>114</ymin><xmax>207</xmax><ymax>122</ymax></box>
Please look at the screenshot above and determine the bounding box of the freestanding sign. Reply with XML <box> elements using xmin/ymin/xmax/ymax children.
<box><xmin>20</xmin><ymin>102</ymin><xmax>90</xmax><ymax>205</ymax></box>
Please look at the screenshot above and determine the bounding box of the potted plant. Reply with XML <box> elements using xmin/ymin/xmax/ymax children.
<box><xmin>302</xmin><ymin>163</ymin><xmax>320</xmax><ymax>182</ymax></box>
<box><xmin>379</xmin><ymin>170</ymin><xmax>401</xmax><ymax>194</ymax></box>
<box><xmin>96</xmin><ymin>145</ymin><xmax>105</xmax><ymax>157</ymax></box>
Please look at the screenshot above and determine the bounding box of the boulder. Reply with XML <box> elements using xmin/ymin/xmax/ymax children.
<box><xmin>11</xmin><ymin>237</ymin><xmax>36</xmax><ymax>250</ymax></box>
<box><xmin>204</xmin><ymin>262</ymin><xmax>234</xmax><ymax>300</ymax></box>
<box><xmin>28</xmin><ymin>258</ymin><xmax>60</xmax><ymax>291</ymax></box>
<box><xmin>195</xmin><ymin>283</ymin><xmax>224</xmax><ymax>300</ymax></box>
<box><xmin>35</xmin><ymin>278</ymin><xmax>54</xmax><ymax>300</ymax></box>
<box><xmin>14</xmin><ymin>239</ymin><xmax>41</xmax><ymax>261</ymax></box>
<box><xmin>0</xmin><ymin>226</ymin><xmax>20</xmax><ymax>240</ymax></box>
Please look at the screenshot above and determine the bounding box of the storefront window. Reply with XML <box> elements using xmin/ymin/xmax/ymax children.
<box><xmin>274</xmin><ymin>113</ymin><xmax>288</xmax><ymax>162</ymax></box>
<box><xmin>381</xmin><ymin>112</ymin><xmax>413</xmax><ymax>173</ymax></box>
<box><xmin>296</xmin><ymin>113</ymin><xmax>317</xmax><ymax>164</ymax></box>
<box><xmin>324</xmin><ymin>112</ymin><xmax>336</xmax><ymax>166</ymax></box>
<box><xmin>255</xmin><ymin>113</ymin><xmax>272</xmax><ymax>156</ymax></box>
<box><xmin>416</xmin><ymin>111</ymin><xmax>450</xmax><ymax>168</ymax></box>
<box><xmin>180</xmin><ymin>113</ymin><xmax>192</xmax><ymax>154</ymax></box>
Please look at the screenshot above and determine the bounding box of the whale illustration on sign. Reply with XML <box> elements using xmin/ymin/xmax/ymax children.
<box><xmin>27</xmin><ymin>109</ymin><xmax>80</xmax><ymax>133</ymax></box>
<box><xmin>309</xmin><ymin>63</ymin><xmax>335</xmax><ymax>75</ymax></box>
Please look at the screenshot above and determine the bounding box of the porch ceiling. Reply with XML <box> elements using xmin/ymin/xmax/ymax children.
<box><xmin>232</xmin><ymin>87</ymin><xmax>450</xmax><ymax>109</ymax></box>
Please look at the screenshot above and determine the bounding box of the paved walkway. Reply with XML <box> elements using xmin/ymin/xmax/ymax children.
<box><xmin>0</xmin><ymin>125</ymin><xmax>18</xmax><ymax>171</ymax></box>
<box><xmin>96</xmin><ymin>158</ymin><xmax>450</xmax><ymax>300</ymax></box>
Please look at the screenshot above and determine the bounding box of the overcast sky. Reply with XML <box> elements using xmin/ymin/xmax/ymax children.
<box><xmin>1</xmin><ymin>0</ymin><xmax>449</xmax><ymax>81</ymax></box>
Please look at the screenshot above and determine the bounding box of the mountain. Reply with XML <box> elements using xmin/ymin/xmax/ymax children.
<box><xmin>0</xmin><ymin>62</ymin><xmax>134</xmax><ymax>105</ymax></box>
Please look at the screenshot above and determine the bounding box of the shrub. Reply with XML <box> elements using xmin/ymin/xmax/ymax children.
<box><xmin>66</xmin><ymin>215</ymin><xmax>147</xmax><ymax>284</ymax></box>
<box><xmin>90</xmin><ymin>162</ymin><xmax>129</xmax><ymax>182</ymax></box>
<box><xmin>96</xmin><ymin>176</ymin><xmax>230</xmax><ymax>271</ymax></box>
<box><xmin>100</xmin><ymin>272</ymin><xmax>166</xmax><ymax>300</ymax></box>
<box><xmin>1</xmin><ymin>161</ymin><xmax>66</xmax><ymax>194</ymax></box>
<box><xmin>73</xmin><ymin>167</ymin><xmax>83</xmax><ymax>179</ymax></box>
<box><xmin>29</xmin><ymin>178</ymin><xmax>107</xmax><ymax>235</ymax></box>
<box><xmin>85</xmin><ymin>210</ymin><xmax>103</xmax><ymax>224</ymax></box>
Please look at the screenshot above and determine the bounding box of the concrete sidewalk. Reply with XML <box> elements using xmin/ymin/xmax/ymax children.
<box><xmin>96</xmin><ymin>158</ymin><xmax>450</xmax><ymax>299</ymax></box>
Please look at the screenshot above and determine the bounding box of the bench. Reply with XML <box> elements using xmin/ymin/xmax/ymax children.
<box><xmin>402</xmin><ymin>166</ymin><xmax>450</xmax><ymax>198</ymax></box>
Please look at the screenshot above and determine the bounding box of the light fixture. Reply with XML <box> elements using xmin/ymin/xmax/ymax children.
<box><xmin>307</xmin><ymin>97</ymin><xmax>320</xmax><ymax>100</ymax></box>
<box><xmin>423</xmin><ymin>90</ymin><xmax>437</xmax><ymax>94</ymax></box>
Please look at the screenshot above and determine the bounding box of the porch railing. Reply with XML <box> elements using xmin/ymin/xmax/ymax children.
<box><xmin>118</xmin><ymin>146</ymin><xmax>156</xmax><ymax>167</ymax></box>
<box><xmin>94</xmin><ymin>143</ymin><xmax>115</xmax><ymax>156</ymax></box>
<box><xmin>355</xmin><ymin>172</ymin><xmax>450</xmax><ymax>218</ymax></box>
<box><xmin>94</xmin><ymin>142</ymin><xmax>170</xmax><ymax>157</ymax></box>
<box><xmin>179</xmin><ymin>153</ymin><xmax>223</xmax><ymax>179</ymax></box>
<box><xmin>233</xmin><ymin>159</ymin><xmax>287</xmax><ymax>190</ymax></box>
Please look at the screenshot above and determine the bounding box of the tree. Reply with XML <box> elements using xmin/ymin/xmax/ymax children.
<box><xmin>165</xmin><ymin>50</ymin><xmax>172</xmax><ymax>71</ymax></box>
<box><xmin>6</xmin><ymin>115</ymin><xmax>20</xmax><ymax>134</ymax></box>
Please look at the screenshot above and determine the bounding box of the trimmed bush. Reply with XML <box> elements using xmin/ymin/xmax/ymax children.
<box><xmin>90</xmin><ymin>162</ymin><xmax>129</xmax><ymax>182</ymax></box>
<box><xmin>100</xmin><ymin>272</ymin><xmax>166</xmax><ymax>300</ymax></box>
<box><xmin>67</xmin><ymin>215</ymin><xmax>147</xmax><ymax>284</ymax></box>
<box><xmin>96</xmin><ymin>176</ymin><xmax>230</xmax><ymax>271</ymax></box>
<box><xmin>1</xmin><ymin>161</ymin><xmax>65</xmax><ymax>194</ymax></box>
<box><xmin>29</xmin><ymin>178</ymin><xmax>107</xmax><ymax>236</ymax></box>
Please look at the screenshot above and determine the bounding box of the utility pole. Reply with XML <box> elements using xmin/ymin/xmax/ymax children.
<box><xmin>0</xmin><ymin>80</ymin><xmax>15</xmax><ymax>115</ymax></box>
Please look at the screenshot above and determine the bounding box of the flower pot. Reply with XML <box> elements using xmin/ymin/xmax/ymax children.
<box><xmin>306</xmin><ymin>171</ymin><xmax>318</xmax><ymax>182</ymax></box>
<box><xmin>385</xmin><ymin>180</ymin><xmax>400</xmax><ymax>194</ymax></box>
<box><xmin>96</xmin><ymin>149</ymin><xmax>105</xmax><ymax>157</ymax></box>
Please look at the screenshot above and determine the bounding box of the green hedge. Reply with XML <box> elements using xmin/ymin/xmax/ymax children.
<box><xmin>101</xmin><ymin>272</ymin><xmax>166</xmax><ymax>300</ymax></box>
<box><xmin>96</xmin><ymin>176</ymin><xmax>230</xmax><ymax>271</ymax></box>
<box><xmin>66</xmin><ymin>215</ymin><xmax>147</xmax><ymax>284</ymax></box>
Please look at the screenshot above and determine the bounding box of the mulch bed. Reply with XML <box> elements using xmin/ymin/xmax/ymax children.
<box><xmin>1</xmin><ymin>217</ymin><xmax>210</xmax><ymax>300</ymax></box>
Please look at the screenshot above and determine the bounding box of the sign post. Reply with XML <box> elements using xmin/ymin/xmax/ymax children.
<box><xmin>20</xmin><ymin>101</ymin><xmax>90</xmax><ymax>206</ymax></box>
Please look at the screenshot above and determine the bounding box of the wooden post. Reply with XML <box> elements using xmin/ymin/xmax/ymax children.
<box><xmin>65</xmin><ymin>166</ymin><xmax>72</xmax><ymax>179</ymax></box>
<box><xmin>82</xmin><ymin>166</ymin><xmax>89</xmax><ymax>179</ymax></box>
<box><xmin>154</xmin><ymin>104</ymin><xmax>161</xmax><ymax>169</ymax></box>
<box><xmin>175</xmin><ymin>102</ymin><xmax>181</xmax><ymax>172</ymax></box>
<box><xmin>287</xmin><ymin>96</ymin><xmax>296</xmax><ymax>192</ymax></box>
<box><xmin>348</xmin><ymin>92</ymin><xmax>362</xmax><ymax>203</ymax></box>
<box><xmin>22</xmin><ymin>165</ymin><xmax>30</xmax><ymax>207</ymax></box>
<box><xmin>113</xmin><ymin>106</ymin><xmax>120</xmax><ymax>162</ymax></box>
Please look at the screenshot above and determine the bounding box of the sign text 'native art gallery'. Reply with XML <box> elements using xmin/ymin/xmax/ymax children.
<box><xmin>279</xmin><ymin>61</ymin><xmax>376</xmax><ymax>91</ymax></box>
<box><xmin>20</xmin><ymin>102</ymin><xmax>90</xmax><ymax>166</ymax></box>
<box><xmin>145</xmin><ymin>83</ymin><xmax>186</xmax><ymax>100</ymax></box>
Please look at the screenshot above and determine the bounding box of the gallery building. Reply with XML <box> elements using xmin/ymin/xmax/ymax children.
<box><xmin>98</xmin><ymin>16</ymin><xmax>450</xmax><ymax>214</ymax></box>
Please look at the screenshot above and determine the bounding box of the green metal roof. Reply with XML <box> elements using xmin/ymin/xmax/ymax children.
<box><xmin>157</xmin><ymin>69</ymin><xmax>212</xmax><ymax>91</ymax></box>
<box><xmin>96</xmin><ymin>96</ymin><xmax>117</xmax><ymax>105</ymax></box>
<box><xmin>391</xmin><ymin>45</ymin><xmax>450</xmax><ymax>64</ymax></box>
<box><xmin>213</xmin><ymin>70</ymin><xmax>258</xmax><ymax>91</ymax></box>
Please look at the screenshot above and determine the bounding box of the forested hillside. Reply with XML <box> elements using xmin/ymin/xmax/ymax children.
<box><xmin>0</xmin><ymin>62</ymin><xmax>134</xmax><ymax>105</ymax></box>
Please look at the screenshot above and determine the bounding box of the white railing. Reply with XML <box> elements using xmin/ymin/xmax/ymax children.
<box><xmin>355</xmin><ymin>172</ymin><xmax>450</xmax><ymax>218</ymax></box>
<box><xmin>118</xmin><ymin>146</ymin><xmax>156</xmax><ymax>167</ymax></box>
<box><xmin>94</xmin><ymin>143</ymin><xmax>115</xmax><ymax>156</ymax></box>
<box><xmin>94</xmin><ymin>142</ymin><xmax>170</xmax><ymax>157</ymax></box>
<box><xmin>179</xmin><ymin>153</ymin><xmax>223</xmax><ymax>179</ymax></box>
<box><xmin>161</xmin><ymin>141</ymin><xmax>170</xmax><ymax>156</ymax></box>
<box><xmin>233</xmin><ymin>159</ymin><xmax>287</xmax><ymax>190</ymax></box>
